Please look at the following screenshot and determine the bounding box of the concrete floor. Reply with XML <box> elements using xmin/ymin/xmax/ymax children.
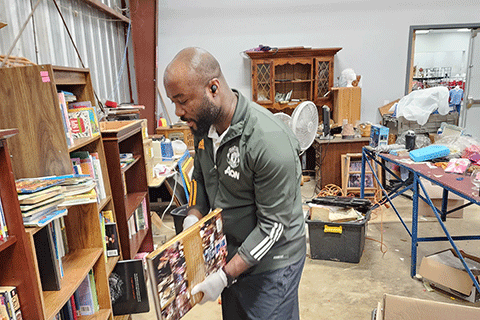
<box><xmin>134</xmin><ymin>179</ymin><xmax>480</xmax><ymax>319</ymax></box>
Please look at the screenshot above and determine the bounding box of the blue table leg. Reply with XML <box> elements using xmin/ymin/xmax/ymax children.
<box><xmin>411</xmin><ymin>173</ymin><xmax>419</xmax><ymax>277</ymax></box>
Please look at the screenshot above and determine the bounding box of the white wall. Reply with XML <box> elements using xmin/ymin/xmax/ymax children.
<box><xmin>157</xmin><ymin>0</ymin><xmax>480</xmax><ymax>125</ymax></box>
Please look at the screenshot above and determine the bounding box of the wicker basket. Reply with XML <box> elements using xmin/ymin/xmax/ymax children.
<box><xmin>0</xmin><ymin>55</ymin><xmax>36</xmax><ymax>68</ymax></box>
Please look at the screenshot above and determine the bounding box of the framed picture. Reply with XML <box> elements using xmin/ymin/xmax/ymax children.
<box><xmin>349</xmin><ymin>161</ymin><xmax>362</xmax><ymax>172</ymax></box>
<box><xmin>348</xmin><ymin>173</ymin><xmax>374</xmax><ymax>188</ymax></box>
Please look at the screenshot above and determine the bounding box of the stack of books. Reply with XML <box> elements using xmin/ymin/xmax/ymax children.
<box><xmin>16</xmin><ymin>177</ymin><xmax>68</xmax><ymax>227</ymax></box>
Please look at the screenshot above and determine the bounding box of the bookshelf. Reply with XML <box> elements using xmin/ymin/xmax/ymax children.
<box><xmin>0</xmin><ymin>129</ymin><xmax>43</xmax><ymax>319</ymax></box>
<box><xmin>0</xmin><ymin>65</ymin><xmax>120</xmax><ymax>319</ymax></box>
<box><xmin>100</xmin><ymin>120</ymin><xmax>154</xmax><ymax>260</ymax></box>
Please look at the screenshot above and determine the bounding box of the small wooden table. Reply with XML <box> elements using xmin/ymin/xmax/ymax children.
<box><xmin>312</xmin><ymin>136</ymin><xmax>370</xmax><ymax>193</ymax></box>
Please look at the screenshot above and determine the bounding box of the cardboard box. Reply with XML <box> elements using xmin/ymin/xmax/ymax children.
<box><xmin>374</xmin><ymin>293</ymin><xmax>480</xmax><ymax>319</ymax></box>
<box><xmin>419</xmin><ymin>178</ymin><xmax>464</xmax><ymax>218</ymax></box>
<box><xmin>418</xmin><ymin>249</ymin><xmax>480</xmax><ymax>302</ymax></box>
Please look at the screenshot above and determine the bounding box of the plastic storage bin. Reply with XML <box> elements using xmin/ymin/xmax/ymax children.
<box><xmin>171</xmin><ymin>204</ymin><xmax>188</xmax><ymax>235</ymax></box>
<box><xmin>306</xmin><ymin>206</ymin><xmax>370</xmax><ymax>263</ymax></box>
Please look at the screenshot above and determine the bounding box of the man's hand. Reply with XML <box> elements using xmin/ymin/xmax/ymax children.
<box><xmin>191</xmin><ymin>268</ymin><xmax>228</xmax><ymax>304</ymax></box>
<box><xmin>182</xmin><ymin>214</ymin><xmax>199</xmax><ymax>231</ymax></box>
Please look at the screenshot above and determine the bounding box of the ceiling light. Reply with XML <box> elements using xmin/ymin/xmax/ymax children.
<box><xmin>457</xmin><ymin>28</ymin><xmax>471</xmax><ymax>32</ymax></box>
<box><xmin>415</xmin><ymin>30</ymin><xmax>429</xmax><ymax>34</ymax></box>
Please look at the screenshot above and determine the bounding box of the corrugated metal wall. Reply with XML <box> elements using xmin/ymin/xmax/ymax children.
<box><xmin>0</xmin><ymin>0</ymin><xmax>133</xmax><ymax>107</ymax></box>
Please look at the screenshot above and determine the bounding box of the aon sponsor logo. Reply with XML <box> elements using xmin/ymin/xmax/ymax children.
<box><xmin>224</xmin><ymin>166</ymin><xmax>240</xmax><ymax>180</ymax></box>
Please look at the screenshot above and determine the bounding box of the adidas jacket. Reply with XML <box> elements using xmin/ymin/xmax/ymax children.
<box><xmin>189</xmin><ymin>90</ymin><xmax>306</xmax><ymax>274</ymax></box>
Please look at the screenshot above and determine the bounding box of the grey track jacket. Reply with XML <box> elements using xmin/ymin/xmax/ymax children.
<box><xmin>189</xmin><ymin>90</ymin><xmax>306</xmax><ymax>275</ymax></box>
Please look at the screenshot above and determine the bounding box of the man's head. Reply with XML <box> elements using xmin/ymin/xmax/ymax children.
<box><xmin>164</xmin><ymin>47</ymin><xmax>230</xmax><ymax>137</ymax></box>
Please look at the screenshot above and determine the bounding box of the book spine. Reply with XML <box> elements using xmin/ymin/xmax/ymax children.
<box><xmin>99</xmin><ymin>213</ymin><xmax>107</xmax><ymax>262</ymax></box>
<box><xmin>58</xmin><ymin>92</ymin><xmax>74</xmax><ymax>147</ymax></box>
<box><xmin>74</xmin><ymin>273</ymin><xmax>95</xmax><ymax>316</ymax></box>
<box><xmin>49</xmin><ymin>222</ymin><xmax>64</xmax><ymax>278</ymax></box>
<box><xmin>0</xmin><ymin>290</ymin><xmax>15</xmax><ymax>320</ymax></box>
<box><xmin>70</xmin><ymin>295</ymin><xmax>78</xmax><ymax>320</ymax></box>
<box><xmin>0</xmin><ymin>198</ymin><xmax>7</xmax><ymax>241</ymax></box>
<box><xmin>88</xmin><ymin>270</ymin><xmax>99</xmax><ymax>313</ymax></box>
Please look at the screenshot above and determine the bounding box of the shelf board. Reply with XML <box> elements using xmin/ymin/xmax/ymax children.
<box><xmin>121</xmin><ymin>155</ymin><xmax>141</xmax><ymax>173</ymax></box>
<box><xmin>98</xmin><ymin>195</ymin><xmax>112</xmax><ymax>212</ymax></box>
<box><xmin>106</xmin><ymin>255</ymin><xmax>121</xmax><ymax>277</ymax></box>
<box><xmin>69</xmin><ymin>135</ymin><xmax>101</xmax><ymax>152</ymax></box>
<box><xmin>0</xmin><ymin>235</ymin><xmax>17</xmax><ymax>252</ymax></box>
<box><xmin>129</xmin><ymin>228</ymin><xmax>149</xmax><ymax>259</ymax></box>
<box><xmin>275</xmin><ymin>79</ymin><xmax>312</xmax><ymax>83</ymax></box>
<box><xmin>125</xmin><ymin>192</ymin><xmax>147</xmax><ymax>218</ymax></box>
<box><xmin>79</xmin><ymin>308</ymin><xmax>112</xmax><ymax>320</ymax></box>
<box><xmin>44</xmin><ymin>248</ymin><xmax>103</xmax><ymax>319</ymax></box>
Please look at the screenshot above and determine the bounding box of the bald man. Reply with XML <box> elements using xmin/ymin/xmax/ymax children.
<box><xmin>164</xmin><ymin>47</ymin><xmax>306</xmax><ymax>320</ymax></box>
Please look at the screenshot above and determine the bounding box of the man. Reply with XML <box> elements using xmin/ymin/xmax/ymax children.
<box><xmin>164</xmin><ymin>47</ymin><xmax>306</xmax><ymax>320</ymax></box>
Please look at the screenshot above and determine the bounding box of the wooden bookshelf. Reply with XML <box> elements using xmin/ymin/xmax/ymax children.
<box><xmin>0</xmin><ymin>129</ymin><xmax>44</xmax><ymax>319</ymax></box>
<box><xmin>0</xmin><ymin>65</ymin><xmax>121</xmax><ymax>319</ymax></box>
<box><xmin>100</xmin><ymin>120</ymin><xmax>154</xmax><ymax>260</ymax></box>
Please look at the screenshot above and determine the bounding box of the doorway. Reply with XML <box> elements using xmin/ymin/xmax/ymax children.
<box><xmin>405</xmin><ymin>23</ymin><xmax>480</xmax><ymax>138</ymax></box>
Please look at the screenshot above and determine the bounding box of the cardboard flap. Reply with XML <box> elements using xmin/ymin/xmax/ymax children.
<box><xmin>419</xmin><ymin>255</ymin><xmax>473</xmax><ymax>296</ymax></box>
<box><xmin>382</xmin><ymin>294</ymin><xmax>480</xmax><ymax>319</ymax></box>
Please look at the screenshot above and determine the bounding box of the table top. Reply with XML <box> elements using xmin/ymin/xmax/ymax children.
<box><xmin>379</xmin><ymin>153</ymin><xmax>480</xmax><ymax>204</ymax></box>
<box><xmin>315</xmin><ymin>136</ymin><xmax>370</xmax><ymax>145</ymax></box>
<box><xmin>148</xmin><ymin>158</ymin><xmax>178</xmax><ymax>188</ymax></box>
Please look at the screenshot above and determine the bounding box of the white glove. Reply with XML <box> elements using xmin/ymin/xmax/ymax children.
<box><xmin>191</xmin><ymin>268</ymin><xmax>228</xmax><ymax>304</ymax></box>
<box><xmin>182</xmin><ymin>214</ymin><xmax>199</xmax><ymax>231</ymax></box>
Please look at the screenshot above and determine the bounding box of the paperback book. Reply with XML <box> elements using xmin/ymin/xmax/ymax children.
<box><xmin>110</xmin><ymin>259</ymin><xmax>149</xmax><ymax>315</ymax></box>
<box><xmin>147</xmin><ymin>208</ymin><xmax>227</xmax><ymax>320</ymax></box>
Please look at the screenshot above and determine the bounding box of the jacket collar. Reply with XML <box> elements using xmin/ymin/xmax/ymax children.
<box><xmin>219</xmin><ymin>89</ymin><xmax>248</xmax><ymax>144</ymax></box>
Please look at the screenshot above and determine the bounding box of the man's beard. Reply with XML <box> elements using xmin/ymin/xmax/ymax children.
<box><xmin>182</xmin><ymin>95</ymin><xmax>221</xmax><ymax>137</ymax></box>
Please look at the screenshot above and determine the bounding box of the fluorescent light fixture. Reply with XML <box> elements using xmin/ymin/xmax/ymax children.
<box><xmin>457</xmin><ymin>28</ymin><xmax>471</xmax><ymax>32</ymax></box>
<box><xmin>415</xmin><ymin>30</ymin><xmax>429</xmax><ymax>34</ymax></box>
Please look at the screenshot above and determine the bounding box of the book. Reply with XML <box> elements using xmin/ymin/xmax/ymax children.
<box><xmin>67</xmin><ymin>103</ymin><xmax>100</xmax><ymax>137</ymax></box>
<box><xmin>69</xmin><ymin>295</ymin><xmax>78</xmax><ymax>320</ymax></box>
<box><xmin>0</xmin><ymin>198</ymin><xmax>7</xmax><ymax>241</ymax></box>
<box><xmin>15</xmin><ymin>178</ymin><xmax>64</xmax><ymax>194</ymax></box>
<box><xmin>88</xmin><ymin>270</ymin><xmax>99</xmax><ymax>313</ymax></box>
<box><xmin>21</xmin><ymin>200</ymin><xmax>62</xmax><ymax>221</ymax></box>
<box><xmin>105</xmin><ymin>223</ymin><xmax>120</xmax><ymax>257</ymax></box>
<box><xmin>34</xmin><ymin>224</ymin><xmax>62</xmax><ymax>291</ymax></box>
<box><xmin>17</xmin><ymin>185</ymin><xmax>63</xmax><ymax>205</ymax></box>
<box><xmin>74</xmin><ymin>270</ymin><xmax>97</xmax><ymax>316</ymax></box>
<box><xmin>0</xmin><ymin>294</ymin><xmax>11</xmax><ymax>319</ymax></box>
<box><xmin>58</xmin><ymin>92</ymin><xmax>74</xmax><ymax>147</ymax></box>
<box><xmin>19</xmin><ymin>194</ymin><xmax>64</xmax><ymax>212</ymax></box>
<box><xmin>0</xmin><ymin>286</ymin><xmax>22</xmax><ymax>320</ymax></box>
<box><xmin>110</xmin><ymin>259</ymin><xmax>149</xmax><ymax>315</ymax></box>
<box><xmin>23</xmin><ymin>208</ymin><xmax>68</xmax><ymax>228</ymax></box>
<box><xmin>101</xmin><ymin>210</ymin><xmax>114</xmax><ymax>224</ymax></box>
<box><xmin>59</xmin><ymin>191</ymin><xmax>98</xmax><ymax>207</ymax></box>
<box><xmin>90</xmin><ymin>153</ymin><xmax>106</xmax><ymax>199</ymax></box>
<box><xmin>68</xmin><ymin>109</ymin><xmax>92</xmax><ymax>139</ymax></box>
<box><xmin>147</xmin><ymin>208</ymin><xmax>227</xmax><ymax>320</ymax></box>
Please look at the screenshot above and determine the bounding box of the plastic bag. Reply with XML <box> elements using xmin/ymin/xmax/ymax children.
<box><xmin>395</xmin><ymin>87</ymin><xmax>450</xmax><ymax>125</ymax></box>
<box><xmin>434</xmin><ymin>135</ymin><xmax>480</xmax><ymax>158</ymax></box>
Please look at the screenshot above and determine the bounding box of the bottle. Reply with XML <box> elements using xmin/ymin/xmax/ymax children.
<box><xmin>405</xmin><ymin>130</ymin><xmax>416</xmax><ymax>151</ymax></box>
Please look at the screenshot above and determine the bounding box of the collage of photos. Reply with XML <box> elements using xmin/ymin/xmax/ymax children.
<box><xmin>200</xmin><ymin>214</ymin><xmax>228</xmax><ymax>277</ymax></box>
<box><xmin>147</xmin><ymin>210</ymin><xmax>228</xmax><ymax>320</ymax></box>
<box><xmin>150</xmin><ymin>241</ymin><xmax>192</xmax><ymax>320</ymax></box>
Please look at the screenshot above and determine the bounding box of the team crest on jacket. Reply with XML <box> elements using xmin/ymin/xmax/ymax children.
<box><xmin>226</xmin><ymin>146</ymin><xmax>240</xmax><ymax>168</ymax></box>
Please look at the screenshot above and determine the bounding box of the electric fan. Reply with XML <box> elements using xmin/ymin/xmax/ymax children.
<box><xmin>274</xmin><ymin>101</ymin><xmax>319</xmax><ymax>154</ymax></box>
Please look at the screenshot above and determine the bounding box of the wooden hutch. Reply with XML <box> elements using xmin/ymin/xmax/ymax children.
<box><xmin>245</xmin><ymin>47</ymin><xmax>342</xmax><ymax>116</ymax></box>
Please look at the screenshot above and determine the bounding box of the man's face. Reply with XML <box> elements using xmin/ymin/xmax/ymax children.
<box><xmin>165</xmin><ymin>76</ymin><xmax>220</xmax><ymax>137</ymax></box>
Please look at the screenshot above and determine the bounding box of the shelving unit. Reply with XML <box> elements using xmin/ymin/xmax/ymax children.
<box><xmin>100</xmin><ymin>120</ymin><xmax>154</xmax><ymax>260</ymax></box>
<box><xmin>246</xmin><ymin>47</ymin><xmax>341</xmax><ymax>117</ymax></box>
<box><xmin>0</xmin><ymin>65</ymin><xmax>119</xmax><ymax>319</ymax></box>
<box><xmin>0</xmin><ymin>129</ymin><xmax>43</xmax><ymax>319</ymax></box>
